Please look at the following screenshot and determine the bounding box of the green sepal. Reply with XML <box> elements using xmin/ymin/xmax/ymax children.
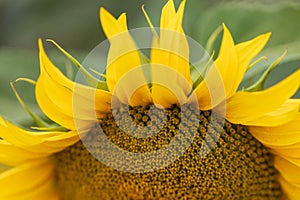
<box><xmin>139</xmin><ymin>50</ymin><xmax>150</xmax><ymax>65</ymax></box>
<box><xmin>31</xmin><ymin>125</ymin><xmax>68</xmax><ymax>132</ymax></box>
<box><xmin>10</xmin><ymin>79</ymin><xmax>50</xmax><ymax>128</ymax></box>
<box><xmin>205</xmin><ymin>25</ymin><xmax>222</xmax><ymax>54</ymax></box>
<box><xmin>247</xmin><ymin>56</ymin><xmax>267</xmax><ymax>71</ymax></box>
<box><xmin>142</xmin><ymin>4</ymin><xmax>159</xmax><ymax>40</ymax></box>
<box><xmin>245</xmin><ymin>50</ymin><xmax>287</xmax><ymax>92</ymax></box>
<box><xmin>191</xmin><ymin>67</ymin><xmax>203</xmax><ymax>89</ymax></box>
<box><xmin>192</xmin><ymin>51</ymin><xmax>215</xmax><ymax>89</ymax></box>
<box><xmin>89</xmin><ymin>68</ymin><xmax>106</xmax><ymax>79</ymax></box>
<box><xmin>138</xmin><ymin>50</ymin><xmax>153</xmax><ymax>90</ymax></box>
<box><xmin>46</xmin><ymin>39</ymin><xmax>108</xmax><ymax>91</ymax></box>
<box><xmin>11</xmin><ymin>78</ymin><xmax>69</xmax><ymax>132</ymax></box>
<box><xmin>65</xmin><ymin>60</ymin><xmax>74</xmax><ymax>80</ymax></box>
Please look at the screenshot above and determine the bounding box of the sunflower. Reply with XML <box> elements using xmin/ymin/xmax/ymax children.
<box><xmin>1</xmin><ymin>0</ymin><xmax>300</xmax><ymax>199</ymax></box>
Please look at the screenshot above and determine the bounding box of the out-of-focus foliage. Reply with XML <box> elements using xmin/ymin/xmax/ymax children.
<box><xmin>0</xmin><ymin>0</ymin><xmax>150</xmax><ymax>49</ymax></box>
<box><xmin>0</xmin><ymin>48</ymin><xmax>38</xmax><ymax>121</ymax></box>
<box><xmin>2</xmin><ymin>0</ymin><xmax>300</xmax><ymax>50</ymax></box>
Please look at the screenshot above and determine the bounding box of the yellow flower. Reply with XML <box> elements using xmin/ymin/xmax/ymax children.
<box><xmin>1</xmin><ymin>0</ymin><xmax>300</xmax><ymax>199</ymax></box>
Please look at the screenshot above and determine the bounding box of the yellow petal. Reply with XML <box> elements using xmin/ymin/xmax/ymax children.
<box><xmin>43</xmin><ymin>131</ymin><xmax>80</xmax><ymax>149</ymax></box>
<box><xmin>249</xmin><ymin>113</ymin><xmax>300</xmax><ymax>146</ymax></box>
<box><xmin>234</xmin><ymin>32</ymin><xmax>271</xmax><ymax>90</ymax></box>
<box><xmin>271</xmin><ymin>142</ymin><xmax>300</xmax><ymax>159</ymax></box>
<box><xmin>194</xmin><ymin>28</ymin><xmax>271</xmax><ymax>110</ymax></box>
<box><xmin>37</xmin><ymin>74</ymin><xmax>109</xmax><ymax>126</ymax></box>
<box><xmin>214</xmin><ymin>28</ymin><xmax>270</xmax><ymax>99</ymax></box>
<box><xmin>243</xmin><ymin>99</ymin><xmax>300</xmax><ymax>126</ymax></box>
<box><xmin>278</xmin><ymin>156</ymin><xmax>300</xmax><ymax>168</ymax></box>
<box><xmin>151</xmin><ymin>64</ymin><xmax>191</xmax><ymax>107</ymax></box>
<box><xmin>36</xmin><ymin>76</ymin><xmax>76</xmax><ymax>130</ymax></box>
<box><xmin>37</xmin><ymin>39</ymin><xmax>111</xmax><ymax>129</ymax></box>
<box><xmin>213</xmin><ymin>24</ymin><xmax>238</xmax><ymax>99</ymax></box>
<box><xmin>99</xmin><ymin>8</ymin><xmax>127</xmax><ymax>38</ymax></box>
<box><xmin>0</xmin><ymin>140</ymin><xmax>48</xmax><ymax>166</ymax></box>
<box><xmin>0</xmin><ymin>116</ymin><xmax>54</xmax><ymax>145</ymax></box>
<box><xmin>0</xmin><ymin>159</ymin><xmax>59</xmax><ymax>200</ymax></box>
<box><xmin>158</xmin><ymin>0</ymin><xmax>189</xmax><ymax>78</ymax></box>
<box><xmin>278</xmin><ymin>176</ymin><xmax>300</xmax><ymax>200</ymax></box>
<box><xmin>16</xmin><ymin>178</ymin><xmax>60</xmax><ymax>200</ymax></box>
<box><xmin>0</xmin><ymin>116</ymin><xmax>80</xmax><ymax>153</ymax></box>
<box><xmin>100</xmin><ymin>8</ymin><xmax>152</xmax><ymax>106</ymax></box>
<box><xmin>272</xmin><ymin>153</ymin><xmax>300</xmax><ymax>168</ymax></box>
<box><xmin>226</xmin><ymin>69</ymin><xmax>300</xmax><ymax>124</ymax></box>
<box><xmin>160</xmin><ymin>0</ymin><xmax>176</xmax><ymax>28</ymax></box>
<box><xmin>236</xmin><ymin>33</ymin><xmax>271</xmax><ymax>65</ymax></box>
<box><xmin>193</xmin><ymin>65</ymin><xmax>227</xmax><ymax>110</ymax></box>
<box><xmin>151</xmin><ymin>0</ymin><xmax>192</xmax><ymax>107</ymax></box>
<box><xmin>161</xmin><ymin>0</ymin><xmax>185</xmax><ymax>32</ymax></box>
<box><xmin>275</xmin><ymin>156</ymin><xmax>300</xmax><ymax>185</ymax></box>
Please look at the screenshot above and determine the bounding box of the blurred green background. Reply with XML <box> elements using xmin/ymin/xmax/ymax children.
<box><xmin>0</xmin><ymin>0</ymin><xmax>300</xmax><ymax>122</ymax></box>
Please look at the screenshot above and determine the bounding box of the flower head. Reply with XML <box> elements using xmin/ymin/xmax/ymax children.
<box><xmin>1</xmin><ymin>0</ymin><xmax>300</xmax><ymax>199</ymax></box>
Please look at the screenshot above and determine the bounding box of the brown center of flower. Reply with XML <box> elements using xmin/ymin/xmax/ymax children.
<box><xmin>54</xmin><ymin>104</ymin><xmax>282</xmax><ymax>199</ymax></box>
